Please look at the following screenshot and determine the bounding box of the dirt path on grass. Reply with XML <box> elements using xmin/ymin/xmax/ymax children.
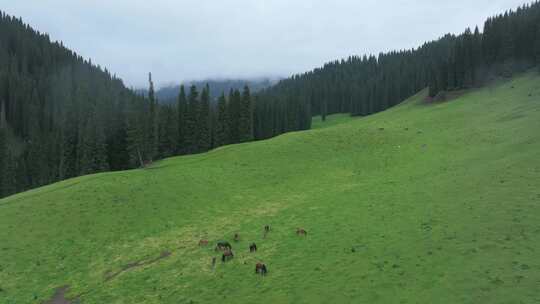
<box><xmin>104</xmin><ymin>250</ymin><xmax>172</xmax><ymax>282</ymax></box>
<box><xmin>43</xmin><ymin>286</ymin><xmax>78</xmax><ymax>304</ymax></box>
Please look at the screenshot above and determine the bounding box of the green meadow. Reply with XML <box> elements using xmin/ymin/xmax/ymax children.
<box><xmin>1</xmin><ymin>72</ymin><xmax>540</xmax><ymax>303</ymax></box>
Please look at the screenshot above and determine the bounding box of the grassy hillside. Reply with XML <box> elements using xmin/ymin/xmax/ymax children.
<box><xmin>1</xmin><ymin>73</ymin><xmax>540</xmax><ymax>304</ymax></box>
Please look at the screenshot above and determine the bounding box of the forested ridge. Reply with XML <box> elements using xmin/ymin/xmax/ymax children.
<box><xmin>0</xmin><ymin>13</ymin><xmax>291</xmax><ymax>198</ymax></box>
<box><xmin>258</xmin><ymin>1</ymin><xmax>540</xmax><ymax>121</ymax></box>
<box><xmin>1</xmin><ymin>2</ymin><xmax>540</xmax><ymax>198</ymax></box>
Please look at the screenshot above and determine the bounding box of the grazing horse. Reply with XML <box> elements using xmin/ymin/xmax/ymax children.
<box><xmin>255</xmin><ymin>263</ymin><xmax>267</xmax><ymax>275</ymax></box>
<box><xmin>296</xmin><ymin>228</ymin><xmax>308</xmax><ymax>236</ymax></box>
<box><xmin>222</xmin><ymin>250</ymin><xmax>234</xmax><ymax>262</ymax></box>
<box><xmin>215</xmin><ymin>241</ymin><xmax>232</xmax><ymax>251</ymax></box>
<box><xmin>198</xmin><ymin>239</ymin><xmax>209</xmax><ymax>246</ymax></box>
<box><xmin>249</xmin><ymin>243</ymin><xmax>257</xmax><ymax>252</ymax></box>
<box><xmin>263</xmin><ymin>225</ymin><xmax>270</xmax><ymax>238</ymax></box>
<box><xmin>234</xmin><ymin>233</ymin><xmax>240</xmax><ymax>242</ymax></box>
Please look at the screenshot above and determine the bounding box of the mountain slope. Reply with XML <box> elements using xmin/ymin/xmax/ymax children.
<box><xmin>1</xmin><ymin>73</ymin><xmax>540</xmax><ymax>303</ymax></box>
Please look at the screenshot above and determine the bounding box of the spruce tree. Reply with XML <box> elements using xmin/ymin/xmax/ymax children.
<box><xmin>107</xmin><ymin>99</ymin><xmax>129</xmax><ymax>171</ymax></box>
<box><xmin>79</xmin><ymin>108</ymin><xmax>109</xmax><ymax>175</ymax></box>
<box><xmin>238</xmin><ymin>86</ymin><xmax>253</xmax><ymax>142</ymax></box>
<box><xmin>228</xmin><ymin>89</ymin><xmax>241</xmax><ymax>143</ymax></box>
<box><xmin>177</xmin><ymin>85</ymin><xmax>187</xmax><ymax>154</ymax></box>
<box><xmin>147</xmin><ymin>73</ymin><xmax>158</xmax><ymax>160</ymax></box>
<box><xmin>536</xmin><ymin>24</ymin><xmax>540</xmax><ymax>70</ymax></box>
<box><xmin>126</xmin><ymin>98</ymin><xmax>147</xmax><ymax>168</ymax></box>
<box><xmin>198</xmin><ymin>84</ymin><xmax>211</xmax><ymax>151</ymax></box>
<box><xmin>472</xmin><ymin>26</ymin><xmax>483</xmax><ymax>85</ymax></box>
<box><xmin>185</xmin><ymin>85</ymin><xmax>200</xmax><ymax>153</ymax></box>
<box><xmin>0</xmin><ymin>125</ymin><xmax>6</xmax><ymax>197</ymax></box>
<box><xmin>321</xmin><ymin>99</ymin><xmax>327</xmax><ymax>122</ymax></box>
<box><xmin>215</xmin><ymin>92</ymin><xmax>230</xmax><ymax>147</ymax></box>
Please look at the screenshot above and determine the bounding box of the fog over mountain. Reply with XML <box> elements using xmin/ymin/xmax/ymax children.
<box><xmin>1</xmin><ymin>0</ymin><xmax>526</xmax><ymax>87</ymax></box>
<box><xmin>137</xmin><ymin>77</ymin><xmax>279</xmax><ymax>102</ymax></box>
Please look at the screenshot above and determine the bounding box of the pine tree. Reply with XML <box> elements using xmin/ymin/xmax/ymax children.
<box><xmin>0</xmin><ymin>124</ymin><xmax>6</xmax><ymax>197</ymax></box>
<box><xmin>215</xmin><ymin>92</ymin><xmax>230</xmax><ymax>147</ymax></box>
<box><xmin>321</xmin><ymin>99</ymin><xmax>327</xmax><ymax>122</ymax></box>
<box><xmin>462</xmin><ymin>28</ymin><xmax>474</xmax><ymax>88</ymax></box>
<box><xmin>499</xmin><ymin>17</ymin><xmax>516</xmax><ymax>77</ymax></box>
<box><xmin>185</xmin><ymin>85</ymin><xmax>200</xmax><ymax>153</ymax></box>
<box><xmin>428</xmin><ymin>66</ymin><xmax>439</xmax><ymax>98</ymax></box>
<box><xmin>472</xmin><ymin>26</ymin><xmax>483</xmax><ymax>85</ymax></box>
<box><xmin>107</xmin><ymin>99</ymin><xmax>129</xmax><ymax>171</ymax></box>
<box><xmin>197</xmin><ymin>84</ymin><xmax>211</xmax><ymax>151</ymax></box>
<box><xmin>147</xmin><ymin>72</ymin><xmax>158</xmax><ymax>160</ymax></box>
<box><xmin>536</xmin><ymin>24</ymin><xmax>540</xmax><ymax>70</ymax></box>
<box><xmin>126</xmin><ymin>98</ymin><xmax>147</xmax><ymax>168</ymax></box>
<box><xmin>177</xmin><ymin>85</ymin><xmax>187</xmax><ymax>154</ymax></box>
<box><xmin>238</xmin><ymin>86</ymin><xmax>253</xmax><ymax>142</ymax></box>
<box><xmin>157</xmin><ymin>105</ymin><xmax>177</xmax><ymax>158</ymax></box>
<box><xmin>228</xmin><ymin>89</ymin><xmax>241</xmax><ymax>143</ymax></box>
<box><xmin>79</xmin><ymin>108</ymin><xmax>109</xmax><ymax>175</ymax></box>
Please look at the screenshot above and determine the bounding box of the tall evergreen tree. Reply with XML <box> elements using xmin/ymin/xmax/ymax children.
<box><xmin>185</xmin><ymin>85</ymin><xmax>200</xmax><ymax>153</ymax></box>
<box><xmin>228</xmin><ymin>89</ymin><xmax>242</xmax><ymax>143</ymax></box>
<box><xmin>78</xmin><ymin>108</ymin><xmax>109</xmax><ymax>175</ymax></box>
<box><xmin>157</xmin><ymin>105</ymin><xmax>177</xmax><ymax>157</ymax></box>
<box><xmin>107</xmin><ymin>98</ymin><xmax>129</xmax><ymax>171</ymax></box>
<box><xmin>238</xmin><ymin>86</ymin><xmax>253</xmax><ymax>142</ymax></box>
<box><xmin>0</xmin><ymin>123</ymin><xmax>6</xmax><ymax>197</ymax></box>
<box><xmin>321</xmin><ymin>99</ymin><xmax>327</xmax><ymax>122</ymax></box>
<box><xmin>177</xmin><ymin>85</ymin><xmax>187</xmax><ymax>154</ymax></box>
<box><xmin>147</xmin><ymin>72</ymin><xmax>158</xmax><ymax>160</ymax></box>
<box><xmin>126</xmin><ymin>96</ymin><xmax>148</xmax><ymax>168</ymax></box>
<box><xmin>536</xmin><ymin>24</ymin><xmax>540</xmax><ymax>70</ymax></box>
<box><xmin>198</xmin><ymin>84</ymin><xmax>211</xmax><ymax>151</ymax></box>
<box><xmin>215</xmin><ymin>92</ymin><xmax>230</xmax><ymax>147</ymax></box>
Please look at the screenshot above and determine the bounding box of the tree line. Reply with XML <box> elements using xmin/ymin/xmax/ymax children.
<box><xmin>0</xmin><ymin>11</ymin><xmax>288</xmax><ymax>198</ymax></box>
<box><xmin>259</xmin><ymin>1</ymin><xmax>540</xmax><ymax>119</ymax></box>
<box><xmin>2</xmin><ymin>2</ymin><xmax>540</xmax><ymax>198</ymax></box>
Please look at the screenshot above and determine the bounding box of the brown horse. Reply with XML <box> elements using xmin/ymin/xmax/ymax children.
<box><xmin>198</xmin><ymin>239</ymin><xmax>209</xmax><ymax>246</ymax></box>
<box><xmin>222</xmin><ymin>250</ymin><xmax>234</xmax><ymax>262</ymax></box>
<box><xmin>215</xmin><ymin>241</ymin><xmax>232</xmax><ymax>251</ymax></box>
<box><xmin>296</xmin><ymin>228</ymin><xmax>307</xmax><ymax>236</ymax></box>
<box><xmin>255</xmin><ymin>263</ymin><xmax>267</xmax><ymax>275</ymax></box>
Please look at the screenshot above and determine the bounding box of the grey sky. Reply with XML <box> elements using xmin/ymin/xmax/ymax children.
<box><xmin>1</xmin><ymin>0</ymin><xmax>529</xmax><ymax>88</ymax></box>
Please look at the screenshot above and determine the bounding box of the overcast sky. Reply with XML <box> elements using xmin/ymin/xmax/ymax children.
<box><xmin>1</xmin><ymin>0</ymin><xmax>528</xmax><ymax>88</ymax></box>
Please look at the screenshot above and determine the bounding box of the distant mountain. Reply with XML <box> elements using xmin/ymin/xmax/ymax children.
<box><xmin>139</xmin><ymin>78</ymin><xmax>279</xmax><ymax>103</ymax></box>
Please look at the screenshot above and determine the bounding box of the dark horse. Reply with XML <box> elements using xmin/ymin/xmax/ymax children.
<box><xmin>255</xmin><ymin>263</ymin><xmax>267</xmax><ymax>275</ymax></box>
<box><xmin>234</xmin><ymin>233</ymin><xmax>240</xmax><ymax>242</ymax></box>
<box><xmin>215</xmin><ymin>241</ymin><xmax>232</xmax><ymax>251</ymax></box>
<box><xmin>222</xmin><ymin>250</ymin><xmax>234</xmax><ymax>262</ymax></box>
<box><xmin>263</xmin><ymin>225</ymin><xmax>270</xmax><ymax>238</ymax></box>
<box><xmin>296</xmin><ymin>228</ymin><xmax>308</xmax><ymax>236</ymax></box>
<box><xmin>249</xmin><ymin>243</ymin><xmax>257</xmax><ymax>252</ymax></box>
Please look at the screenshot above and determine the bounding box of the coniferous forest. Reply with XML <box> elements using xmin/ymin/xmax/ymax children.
<box><xmin>1</xmin><ymin>2</ymin><xmax>540</xmax><ymax>198</ymax></box>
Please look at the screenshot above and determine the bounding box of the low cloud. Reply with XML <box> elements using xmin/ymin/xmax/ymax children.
<box><xmin>1</xmin><ymin>0</ymin><xmax>527</xmax><ymax>88</ymax></box>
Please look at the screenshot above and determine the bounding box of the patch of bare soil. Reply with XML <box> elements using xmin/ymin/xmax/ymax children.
<box><xmin>423</xmin><ymin>89</ymin><xmax>469</xmax><ymax>104</ymax></box>
<box><xmin>104</xmin><ymin>250</ymin><xmax>171</xmax><ymax>282</ymax></box>
<box><xmin>43</xmin><ymin>286</ymin><xmax>78</xmax><ymax>304</ymax></box>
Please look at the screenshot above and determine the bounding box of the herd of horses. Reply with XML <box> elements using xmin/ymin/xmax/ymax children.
<box><xmin>199</xmin><ymin>226</ymin><xmax>308</xmax><ymax>276</ymax></box>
